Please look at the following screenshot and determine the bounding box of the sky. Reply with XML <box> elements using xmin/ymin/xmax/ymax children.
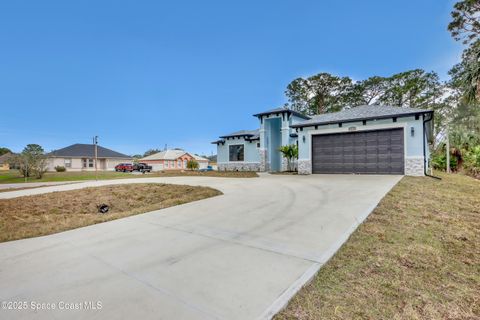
<box><xmin>0</xmin><ymin>0</ymin><xmax>463</xmax><ymax>156</ymax></box>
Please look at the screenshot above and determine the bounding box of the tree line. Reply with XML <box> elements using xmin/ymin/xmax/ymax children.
<box><xmin>282</xmin><ymin>0</ymin><xmax>480</xmax><ymax>177</ymax></box>
<box><xmin>285</xmin><ymin>70</ymin><xmax>442</xmax><ymax>115</ymax></box>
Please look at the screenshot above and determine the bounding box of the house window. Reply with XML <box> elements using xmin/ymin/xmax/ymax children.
<box><xmin>82</xmin><ymin>158</ymin><xmax>94</xmax><ymax>168</ymax></box>
<box><xmin>257</xmin><ymin>142</ymin><xmax>260</xmax><ymax>148</ymax></box>
<box><xmin>184</xmin><ymin>160</ymin><xmax>187</xmax><ymax>167</ymax></box>
<box><xmin>64</xmin><ymin>158</ymin><xmax>72</xmax><ymax>168</ymax></box>
<box><xmin>178</xmin><ymin>159</ymin><xmax>182</xmax><ymax>168</ymax></box>
<box><xmin>170</xmin><ymin>160</ymin><xmax>174</xmax><ymax>168</ymax></box>
<box><xmin>229</xmin><ymin>145</ymin><xmax>244</xmax><ymax>162</ymax></box>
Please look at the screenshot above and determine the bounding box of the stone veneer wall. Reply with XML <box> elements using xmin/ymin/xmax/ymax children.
<box><xmin>259</xmin><ymin>148</ymin><xmax>267</xmax><ymax>172</ymax></box>
<box><xmin>218</xmin><ymin>163</ymin><xmax>261</xmax><ymax>172</ymax></box>
<box><xmin>281</xmin><ymin>157</ymin><xmax>289</xmax><ymax>172</ymax></box>
<box><xmin>298</xmin><ymin>159</ymin><xmax>312</xmax><ymax>175</ymax></box>
<box><xmin>404</xmin><ymin>157</ymin><xmax>424</xmax><ymax>176</ymax></box>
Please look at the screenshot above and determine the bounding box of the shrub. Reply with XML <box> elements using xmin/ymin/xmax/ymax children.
<box><xmin>431</xmin><ymin>153</ymin><xmax>458</xmax><ymax>171</ymax></box>
<box><xmin>55</xmin><ymin>166</ymin><xmax>66</xmax><ymax>172</ymax></box>
<box><xmin>186</xmin><ymin>159</ymin><xmax>199</xmax><ymax>170</ymax></box>
<box><xmin>279</xmin><ymin>144</ymin><xmax>299</xmax><ymax>172</ymax></box>
<box><xmin>463</xmin><ymin>146</ymin><xmax>480</xmax><ymax>177</ymax></box>
<box><xmin>9</xmin><ymin>144</ymin><xmax>48</xmax><ymax>179</ymax></box>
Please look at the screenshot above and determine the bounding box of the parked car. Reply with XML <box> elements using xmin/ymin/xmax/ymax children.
<box><xmin>115</xmin><ymin>163</ymin><xmax>134</xmax><ymax>172</ymax></box>
<box><xmin>199</xmin><ymin>165</ymin><xmax>213</xmax><ymax>172</ymax></box>
<box><xmin>133</xmin><ymin>162</ymin><xmax>152</xmax><ymax>173</ymax></box>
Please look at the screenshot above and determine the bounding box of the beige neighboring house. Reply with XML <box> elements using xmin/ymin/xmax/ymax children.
<box><xmin>191</xmin><ymin>154</ymin><xmax>210</xmax><ymax>169</ymax></box>
<box><xmin>140</xmin><ymin>149</ymin><xmax>209</xmax><ymax>171</ymax></box>
<box><xmin>47</xmin><ymin>144</ymin><xmax>132</xmax><ymax>171</ymax></box>
<box><xmin>0</xmin><ymin>153</ymin><xmax>12</xmax><ymax>171</ymax></box>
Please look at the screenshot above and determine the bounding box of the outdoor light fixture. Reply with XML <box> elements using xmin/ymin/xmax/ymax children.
<box><xmin>411</xmin><ymin>127</ymin><xmax>415</xmax><ymax>137</ymax></box>
<box><xmin>302</xmin><ymin>135</ymin><xmax>306</xmax><ymax>143</ymax></box>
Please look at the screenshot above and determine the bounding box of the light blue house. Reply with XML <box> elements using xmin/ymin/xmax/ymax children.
<box><xmin>213</xmin><ymin>105</ymin><xmax>434</xmax><ymax>176</ymax></box>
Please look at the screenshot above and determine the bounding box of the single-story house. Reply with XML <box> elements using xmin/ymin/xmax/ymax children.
<box><xmin>213</xmin><ymin>105</ymin><xmax>434</xmax><ymax>176</ymax></box>
<box><xmin>47</xmin><ymin>144</ymin><xmax>132</xmax><ymax>171</ymax></box>
<box><xmin>140</xmin><ymin>149</ymin><xmax>209</xmax><ymax>171</ymax></box>
<box><xmin>0</xmin><ymin>153</ymin><xmax>12</xmax><ymax>171</ymax></box>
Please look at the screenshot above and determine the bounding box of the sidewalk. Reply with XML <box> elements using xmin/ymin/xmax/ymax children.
<box><xmin>0</xmin><ymin>181</ymin><xmax>80</xmax><ymax>190</ymax></box>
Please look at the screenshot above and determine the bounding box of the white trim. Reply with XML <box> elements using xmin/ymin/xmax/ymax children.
<box><xmin>227</xmin><ymin>143</ymin><xmax>246</xmax><ymax>162</ymax></box>
<box><xmin>305</xmin><ymin>123</ymin><xmax>409</xmax><ymax>173</ymax></box>
<box><xmin>306</xmin><ymin>122</ymin><xmax>406</xmax><ymax>136</ymax></box>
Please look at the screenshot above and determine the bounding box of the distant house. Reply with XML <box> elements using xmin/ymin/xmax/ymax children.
<box><xmin>0</xmin><ymin>153</ymin><xmax>12</xmax><ymax>171</ymax></box>
<box><xmin>140</xmin><ymin>149</ymin><xmax>209</xmax><ymax>171</ymax></box>
<box><xmin>47</xmin><ymin>144</ymin><xmax>132</xmax><ymax>171</ymax></box>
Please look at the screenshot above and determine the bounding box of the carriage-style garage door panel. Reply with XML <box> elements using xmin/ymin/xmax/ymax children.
<box><xmin>312</xmin><ymin>128</ymin><xmax>404</xmax><ymax>174</ymax></box>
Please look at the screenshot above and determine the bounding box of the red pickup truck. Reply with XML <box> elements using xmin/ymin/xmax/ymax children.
<box><xmin>114</xmin><ymin>163</ymin><xmax>134</xmax><ymax>172</ymax></box>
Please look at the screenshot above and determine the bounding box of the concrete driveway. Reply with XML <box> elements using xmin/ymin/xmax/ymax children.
<box><xmin>0</xmin><ymin>174</ymin><xmax>401</xmax><ymax>320</ymax></box>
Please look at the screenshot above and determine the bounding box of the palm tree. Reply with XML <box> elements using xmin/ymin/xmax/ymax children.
<box><xmin>279</xmin><ymin>145</ymin><xmax>298</xmax><ymax>172</ymax></box>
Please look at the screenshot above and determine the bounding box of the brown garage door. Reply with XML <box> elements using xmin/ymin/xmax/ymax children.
<box><xmin>312</xmin><ymin>128</ymin><xmax>404</xmax><ymax>174</ymax></box>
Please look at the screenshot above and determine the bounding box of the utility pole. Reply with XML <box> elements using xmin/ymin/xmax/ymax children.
<box><xmin>446</xmin><ymin>128</ymin><xmax>451</xmax><ymax>173</ymax></box>
<box><xmin>94</xmin><ymin>136</ymin><xmax>98</xmax><ymax>180</ymax></box>
<box><xmin>25</xmin><ymin>158</ymin><xmax>28</xmax><ymax>183</ymax></box>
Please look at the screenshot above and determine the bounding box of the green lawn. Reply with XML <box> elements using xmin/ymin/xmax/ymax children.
<box><xmin>0</xmin><ymin>170</ymin><xmax>133</xmax><ymax>184</ymax></box>
<box><xmin>0</xmin><ymin>169</ymin><xmax>258</xmax><ymax>184</ymax></box>
<box><xmin>276</xmin><ymin>172</ymin><xmax>479</xmax><ymax>320</ymax></box>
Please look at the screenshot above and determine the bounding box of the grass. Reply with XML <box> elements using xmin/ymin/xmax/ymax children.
<box><xmin>276</xmin><ymin>172</ymin><xmax>480</xmax><ymax>320</ymax></box>
<box><xmin>0</xmin><ymin>170</ymin><xmax>258</xmax><ymax>184</ymax></box>
<box><xmin>0</xmin><ymin>183</ymin><xmax>221</xmax><ymax>242</ymax></box>
<box><xmin>0</xmin><ymin>185</ymin><xmax>70</xmax><ymax>193</ymax></box>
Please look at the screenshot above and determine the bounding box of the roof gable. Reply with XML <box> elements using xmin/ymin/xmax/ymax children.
<box><xmin>253</xmin><ymin>107</ymin><xmax>310</xmax><ymax>120</ymax></box>
<box><xmin>219</xmin><ymin>129</ymin><xmax>259</xmax><ymax>139</ymax></box>
<box><xmin>140</xmin><ymin>149</ymin><xmax>188</xmax><ymax>161</ymax></box>
<box><xmin>48</xmin><ymin>144</ymin><xmax>131</xmax><ymax>158</ymax></box>
<box><xmin>291</xmin><ymin>105</ymin><xmax>432</xmax><ymax>128</ymax></box>
<box><xmin>191</xmin><ymin>154</ymin><xmax>209</xmax><ymax>161</ymax></box>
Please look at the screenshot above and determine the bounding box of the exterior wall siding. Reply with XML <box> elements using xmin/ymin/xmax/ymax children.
<box><xmin>217</xmin><ymin>112</ymin><xmax>312</xmax><ymax>172</ymax></box>
<box><xmin>142</xmin><ymin>154</ymin><xmax>208</xmax><ymax>171</ymax></box>
<box><xmin>47</xmin><ymin>157</ymin><xmax>131</xmax><ymax>171</ymax></box>
<box><xmin>257</xmin><ymin>112</ymin><xmax>301</xmax><ymax>172</ymax></box>
<box><xmin>217</xmin><ymin>136</ymin><xmax>260</xmax><ymax>171</ymax></box>
<box><xmin>297</xmin><ymin>116</ymin><xmax>427</xmax><ymax>176</ymax></box>
<box><xmin>216</xmin><ymin>110</ymin><xmax>428</xmax><ymax>176</ymax></box>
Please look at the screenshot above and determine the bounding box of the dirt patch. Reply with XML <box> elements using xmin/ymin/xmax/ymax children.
<box><xmin>0</xmin><ymin>183</ymin><xmax>221</xmax><ymax>242</ymax></box>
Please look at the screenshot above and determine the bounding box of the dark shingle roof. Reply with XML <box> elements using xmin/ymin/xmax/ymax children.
<box><xmin>48</xmin><ymin>144</ymin><xmax>132</xmax><ymax>158</ymax></box>
<box><xmin>253</xmin><ymin>107</ymin><xmax>310</xmax><ymax>120</ymax></box>
<box><xmin>219</xmin><ymin>129</ymin><xmax>259</xmax><ymax>139</ymax></box>
<box><xmin>291</xmin><ymin>105</ymin><xmax>432</xmax><ymax>128</ymax></box>
<box><xmin>213</xmin><ymin>129</ymin><xmax>260</xmax><ymax>144</ymax></box>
